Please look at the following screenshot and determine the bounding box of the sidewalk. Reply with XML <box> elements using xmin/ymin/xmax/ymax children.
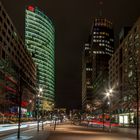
<box><xmin>30</xmin><ymin>124</ymin><xmax>53</xmax><ymax>140</ymax></box>
<box><xmin>89</xmin><ymin>125</ymin><xmax>140</xmax><ymax>136</ymax></box>
<box><xmin>111</xmin><ymin>126</ymin><xmax>140</xmax><ymax>136</ymax></box>
<box><xmin>80</xmin><ymin>122</ymin><xmax>140</xmax><ymax>136</ymax></box>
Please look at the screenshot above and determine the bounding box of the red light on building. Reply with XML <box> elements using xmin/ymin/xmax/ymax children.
<box><xmin>21</xmin><ymin>101</ymin><xmax>28</xmax><ymax>107</ymax></box>
<box><xmin>28</xmin><ymin>6</ymin><xmax>34</xmax><ymax>12</ymax></box>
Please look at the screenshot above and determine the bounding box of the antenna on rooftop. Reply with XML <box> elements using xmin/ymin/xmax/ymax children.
<box><xmin>99</xmin><ymin>1</ymin><xmax>103</xmax><ymax>17</ymax></box>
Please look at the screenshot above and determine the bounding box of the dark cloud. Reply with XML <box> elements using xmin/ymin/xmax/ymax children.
<box><xmin>1</xmin><ymin>0</ymin><xmax>140</xmax><ymax>109</ymax></box>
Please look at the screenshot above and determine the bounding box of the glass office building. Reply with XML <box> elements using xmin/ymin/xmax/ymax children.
<box><xmin>0</xmin><ymin>2</ymin><xmax>36</xmax><ymax>118</ymax></box>
<box><xmin>25</xmin><ymin>6</ymin><xmax>55</xmax><ymax>109</ymax></box>
<box><xmin>91</xmin><ymin>18</ymin><xmax>114</xmax><ymax>79</ymax></box>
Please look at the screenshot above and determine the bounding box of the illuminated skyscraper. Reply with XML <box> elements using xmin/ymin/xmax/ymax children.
<box><xmin>82</xmin><ymin>40</ymin><xmax>93</xmax><ymax>109</ymax></box>
<box><xmin>91</xmin><ymin>18</ymin><xmax>114</xmax><ymax>110</ymax></box>
<box><xmin>91</xmin><ymin>18</ymin><xmax>114</xmax><ymax>79</ymax></box>
<box><xmin>25</xmin><ymin>6</ymin><xmax>55</xmax><ymax>109</ymax></box>
<box><xmin>82</xmin><ymin>18</ymin><xmax>114</xmax><ymax>110</ymax></box>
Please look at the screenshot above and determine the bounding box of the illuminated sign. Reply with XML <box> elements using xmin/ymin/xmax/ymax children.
<box><xmin>119</xmin><ymin>115</ymin><xmax>128</xmax><ymax>124</ymax></box>
<box><xmin>21</xmin><ymin>101</ymin><xmax>28</xmax><ymax>107</ymax></box>
<box><xmin>28</xmin><ymin>6</ymin><xmax>34</xmax><ymax>12</ymax></box>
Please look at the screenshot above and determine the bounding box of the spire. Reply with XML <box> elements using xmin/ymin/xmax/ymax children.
<box><xmin>99</xmin><ymin>1</ymin><xmax>103</xmax><ymax>17</ymax></box>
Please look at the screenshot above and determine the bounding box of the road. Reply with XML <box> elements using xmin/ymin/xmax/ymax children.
<box><xmin>1</xmin><ymin>122</ymin><xmax>138</xmax><ymax>140</ymax></box>
<box><xmin>47</xmin><ymin>124</ymin><xmax>136</xmax><ymax>140</ymax></box>
<box><xmin>0</xmin><ymin>121</ymin><xmax>52</xmax><ymax>140</ymax></box>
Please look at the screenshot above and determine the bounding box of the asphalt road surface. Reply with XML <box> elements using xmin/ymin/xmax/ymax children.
<box><xmin>1</xmin><ymin>123</ymin><xmax>138</xmax><ymax>140</ymax></box>
<box><xmin>47</xmin><ymin>124</ymin><xmax>136</xmax><ymax>140</ymax></box>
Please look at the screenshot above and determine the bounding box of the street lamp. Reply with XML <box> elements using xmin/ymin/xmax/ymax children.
<box><xmin>39</xmin><ymin>87</ymin><xmax>43</xmax><ymax>93</ymax></box>
<box><xmin>109</xmin><ymin>89</ymin><xmax>112</xmax><ymax>93</ymax></box>
<box><xmin>106</xmin><ymin>88</ymin><xmax>113</xmax><ymax>132</ymax></box>
<box><xmin>37</xmin><ymin>87</ymin><xmax>43</xmax><ymax>131</ymax></box>
<box><xmin>28</xmin><ymin>100</ymin><xmax>32</xmax><ymax>117</ymax></box>
<box><xmin>106</xmin><ymin>92</ymin><xmax>110</xmax><ymax>97</ymax></box>
<box><xmin>40</xmin><ymin>88</ymin><xmax>44</xmax><ymax>130</ymax></box>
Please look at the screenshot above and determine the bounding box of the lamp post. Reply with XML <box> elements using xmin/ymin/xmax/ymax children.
<box><xmin>37</xmin><ymin>94</ymin><xmax>40</xmax><ymax>132</ymax></box>
<box><xmin>106</xmin><ymin>89</ymin><xmax>113</xmax><ymax>132</ymax></box>
<box><xmin>39</xmin><ymin>88</ymin><xmax>44</xmax><ymax>130</ymax></box>
<box><xmin>135</xmin><ymin>66</ymin><xmax>139</xmax><ymax>140</ymax></box>
<box><xmin>17</xmin><ymin>70</ymin><xmax>22</xmax><ymax>139</ymax></box>
<box><xmin>29</xmin><ymin>100</ymin><xmax>32</xmax><ymax>117</ymax></box>
<box><xmin>37</xmin><ymin>87</ymin><xmax>43</xmax><ymax>132</ymax></box>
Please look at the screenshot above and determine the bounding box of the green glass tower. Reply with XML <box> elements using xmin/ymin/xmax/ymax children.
<box><xmin>25</xmin><ymin>6</ymin><xmax>55</xmax><ymax>110</ymax></box>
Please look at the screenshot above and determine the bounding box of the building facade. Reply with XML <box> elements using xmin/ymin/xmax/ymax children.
<box><xmin>25</xmin><ymin>6</ymin><xmax>55</xmax><ymax>110</ymax></box>
<box><xmin>82</xmin><ymin>42</ymin><xmax>93</xmax><ymax>110</ymax></box>
<box><xmin>91</xmin><ymin>18</ymin><xmax>114</xmax><ymax>80</ymax></box>
<box><xmin>90</xmin><ymin>18</ymin><xmax>114</xmax><ymax>111</ymax></box>
<box><xmin>0</xmin><ymin>2</ymin><xmax>36</xmax><ymax>119</ymax></box>
<box><xmin>109</xmin><ymin>17</ymin><xmax>140</xmax><ymax>125</ymax></box>
<box><xmin>82</xmin><ymin>18</ymin><xmax>114</xmax><ymax>111</ymax></box>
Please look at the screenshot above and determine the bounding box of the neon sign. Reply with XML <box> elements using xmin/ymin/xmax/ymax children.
<box><xmin>28</xmin><ymin>6</ymin><xmax>34</xmax><ymax>12</ymax></box>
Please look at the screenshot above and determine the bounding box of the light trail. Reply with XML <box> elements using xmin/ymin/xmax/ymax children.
<box><xmin>0</xmin><ymin>121</ymin><xmax>52</xmax><ymax>132</ymax></box>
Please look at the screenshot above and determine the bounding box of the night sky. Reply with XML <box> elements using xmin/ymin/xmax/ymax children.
<box><xmin>1</xmin><ymin>0</ymin><xmax>140</xmax><ymax>109</ymax></box>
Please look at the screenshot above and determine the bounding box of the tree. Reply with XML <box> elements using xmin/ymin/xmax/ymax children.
<box><xmin>122</xmin><ymin>38</ymin><xmax>140</xmax><ymax>140</ymax></box>
<box><xmin>42</xmin><ymin>100</ymin><xmax>51</xmax><ymax>111</ymax></box>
